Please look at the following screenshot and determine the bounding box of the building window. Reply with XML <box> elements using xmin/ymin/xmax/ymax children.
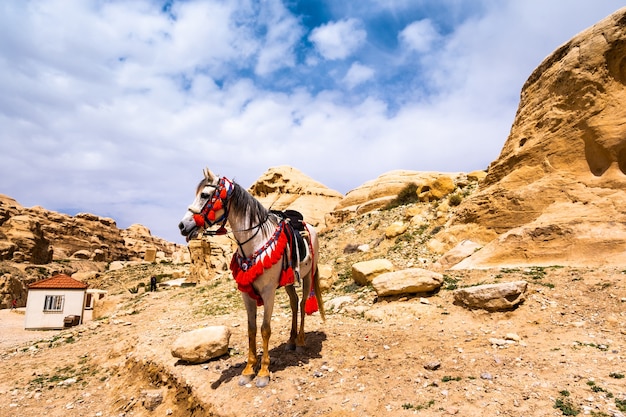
<box><xmin>43</xmin><ymin>295</ymin><xmax>64</xmax><ymax>312</ymax></box>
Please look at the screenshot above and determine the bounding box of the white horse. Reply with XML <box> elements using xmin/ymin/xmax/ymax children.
<box><xmin>178</xmin><ymin>168</ymin><xmax>325</xmax><ymax>388</ymax></box>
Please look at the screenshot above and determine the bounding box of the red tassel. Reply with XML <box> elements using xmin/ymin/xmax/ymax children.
<box><xmin>280</xmin><ymin>268</ymin><xmax>294</xmax><ymax>287</ymax></box>
<box><xmin>213</xmin><ymin>199</ymin><xmax>222</xmax><ymax>211</ymax></box>
<box><xmin>305</xmin><ymin>293</ymin><xmax>318</xmax><ymax>315</ymax></box>
<box><xmin>220</xmin><ymin>189</ymin><xmax>227</xmax><ymax>199</ymax></box>
<box><xmin>192</xmin><ymin>214</ymin><xmax>205</xmax><ymax>227</ymax></box>
<box><xmin>208</xmin><ymin>210</ymin><xmax>216</xmax><ymax>222</ymax></box>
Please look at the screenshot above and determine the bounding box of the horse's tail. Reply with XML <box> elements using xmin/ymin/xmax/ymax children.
<box><xmin>313</xmin><ymin>267</ymin><xmax>325</xmax><ymax>321</ymax></box>
<box><xmin>305</xmin><ymin>267</ymin><xmax>325</xmax><ymax>321</ymax></box>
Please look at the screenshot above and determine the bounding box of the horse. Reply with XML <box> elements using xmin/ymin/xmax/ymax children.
<box><xmin>178</xmin><ymin>168</ymin><xmax>325</xmax><ymax>388</ymax></box>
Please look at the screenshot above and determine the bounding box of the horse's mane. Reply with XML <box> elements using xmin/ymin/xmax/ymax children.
<box><xmin>229</xmin><ymin>182</ymin><xmax>278</xmax><ymax>233</ymax></box>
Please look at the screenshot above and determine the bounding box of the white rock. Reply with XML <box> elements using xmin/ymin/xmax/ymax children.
<box><xmin>171</xmin><ymin>326</ymin><xmax>231</xmax><ymax>364</ymax></box>
<box><xmin>372</xmin><ymin>268</ymin><xmax>443</xmax><ymax>297</ymax></box>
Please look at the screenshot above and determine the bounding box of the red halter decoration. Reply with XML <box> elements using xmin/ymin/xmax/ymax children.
<box><xmin>194</xmin><ymin>177</ymin><xmax>233</xmax><ymax>232</ymax></box>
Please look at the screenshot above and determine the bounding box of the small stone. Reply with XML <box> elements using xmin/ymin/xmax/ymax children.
<box><xmin>367</xmin><ymin>351</ymin><xmax>378</xmax><ymax>360</ymax></box>
<box><xmin>489</xmin><ymin>338</ymin><xmax>508</xmax><ymax>346</ymax></box>
<box><xmin>424</xmin><ymin>361</ymin><xmax>441</xmax><ymax>371</ymax></box>
<box><xmin>505</xmin><ymin>333</ymin><xmax>521</xmax><ymax>341</ymax></box>
<box><xmin>480</xmin><ymin>372</ymin><xmax>493</xmax><ymax>380</ymax></box>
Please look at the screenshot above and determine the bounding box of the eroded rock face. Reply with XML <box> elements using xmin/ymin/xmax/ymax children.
<box><xmin>443</xmin><ymin>7</ymin><xmax>626</xmax><ymax>267</ymax></box>
<box><xmin>1</xmin><ymin>195</ymin><xmax>52</xmax><ymax>264</ymax></box>
<box><xmin>0</xmin><ymin>194</ymin><xmax>176</xmax><ymax>264</ymax></box>
<box><xmin>327</xmin><ymin>170</ymin><xmax>473</xmax><ymax>226</ymax></box>
<box><xmin>249</xmin><ymin>165</ymin><xmax>343</xmax><ymax>229</ymax></box>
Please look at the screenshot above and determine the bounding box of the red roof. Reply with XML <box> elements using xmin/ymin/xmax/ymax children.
<box><xmin>29</xmin><ymin>274</ymin><xmax>88</xmax><ymax>290</ymax></box>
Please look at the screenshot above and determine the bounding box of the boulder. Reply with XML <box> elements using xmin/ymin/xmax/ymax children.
<box><xmin>171</xmin><ymin>326</ymin><xmax>231</xmax><ymax>364</ymax></box>
<box><xmin>453</xmin><ymin>281</ymin><xmax>528</xmax><ymax>311</ymax></box>
<box><xmin>417</xmin><ymin>175</ymin><xmax>456</xmax><ymax>202</ymax></box>
<box><xmin>385</xmin><ymin>222</ymin><xmax>408</xmax><ymax>239</ymax></box>
<box><xmin>317</xmin><ymin>264</ymin><xmax>335</xmax><ymax>291</ymax></box>
<box><xmin>434</xmin><ymin>240</ymin><xmax>482</xmax><ymax>270</ymax></box>
<box><xmin>351</xmin><ymin>259</ymin><xmax>394</xmax><ymax>286</ymax></box>
<box><xmin>372</xmin><ymin>268</ymin><xmax>444</xmax><ymax>297</ymax></box>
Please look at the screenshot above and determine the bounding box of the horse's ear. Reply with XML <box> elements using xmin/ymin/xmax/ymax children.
<box><xmin>203</xmin><ymin>167</ymin><xmax>216</xmax><ymax>182</ymax></box>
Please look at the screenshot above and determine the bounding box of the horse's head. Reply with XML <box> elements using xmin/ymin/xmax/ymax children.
<box><xmin>178</xmin><ymin>168</ymin><xmax>232</xmax><ymax>242</ymax></box>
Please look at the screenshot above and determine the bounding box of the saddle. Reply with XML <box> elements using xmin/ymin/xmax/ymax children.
<box><xmin>271</xmin><ymin>209</ymin><xmax>308</xmax><ymax>264</ymax></box>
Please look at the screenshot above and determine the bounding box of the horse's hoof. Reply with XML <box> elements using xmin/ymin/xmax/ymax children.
<box><xmin>238</xmin><ymin>374</ymin><xmax>254</xmax><ymax>386</ymax></box>
<box><xmin>255</xmin><ymin>376</ymin><xmax>270</xmax><ymax>388</ymax></box>
<box><xmin>285</xmin><ymin>343</ymin><xmax>296</xmax><ymax>351</ymax></box>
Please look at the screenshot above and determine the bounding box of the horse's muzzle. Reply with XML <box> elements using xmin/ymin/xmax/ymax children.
<box><xmin>179</xmin><ymin>216</ymin><xmax>200</xmax><ymax>242</ymax></box>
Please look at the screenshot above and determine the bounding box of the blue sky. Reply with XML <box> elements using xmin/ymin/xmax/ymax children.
<box><xmin>1</xmin><ymin>0</ymin><xmax>624</xmax><ymax>244</ymax></box>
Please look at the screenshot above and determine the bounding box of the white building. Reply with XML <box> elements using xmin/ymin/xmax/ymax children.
<box><xmin>24</xmin><ymin>274</ymin><xmax>88</xmax><ymax>330</ymax></box>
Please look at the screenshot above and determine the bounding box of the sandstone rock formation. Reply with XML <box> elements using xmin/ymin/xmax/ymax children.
<box><xmin>0</xmin><ymin>194</ymin><xmax>176</xmax><ymax>264</ymax></box>
<box><xmin>0</xmin><ymin>195</ymin><xmax>51</xmax><ymax>264</ymax></box>
<box><xmin>249</xmin><ymin>166</ymin><xmax>343</xmax><ymax>229</ymax></box>
<box><xmin>327</xmin><ymin>170</ymin><xmax>477</xmax><ymax>226</ymax></box>
<box><xmin>441</xmin><ymin>7</ymin><xmax>626</xmax><ymax>268</ymax></box>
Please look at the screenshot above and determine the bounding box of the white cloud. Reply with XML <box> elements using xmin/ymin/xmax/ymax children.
<box><xmin>309</xmin><ymin>18</ymin><xmax>367</xmax><ymax>60</ymax></box>
<box><xmin>399</xmin><ymin>19</ymin><xmax>440</xmax><ymax>53</ymax></box>
<box><xmin>343</xmin><ymin>62</ymin><xmax>375</xmax><ymax>89</ymax></box>
<box><xmin>254</xmin><ymin>1</ymin><xmax>303</xmax><ymax>76</ymax></box>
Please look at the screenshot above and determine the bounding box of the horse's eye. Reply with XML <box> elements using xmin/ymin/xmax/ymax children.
<box><xmin>200</xmin><ymin>192</ymin><xmax>210</xmax><ymax>199</ymax></box>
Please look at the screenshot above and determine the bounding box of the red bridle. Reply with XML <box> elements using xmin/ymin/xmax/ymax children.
<box><xmin>193</xmin><ymin>177</ymin><xmax>234</xmax><ymax>233</ymax></box>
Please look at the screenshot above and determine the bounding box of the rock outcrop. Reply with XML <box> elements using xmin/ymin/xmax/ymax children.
<box><xmin>327</xmin><ymin>170</ymin><xmax>479</xmax><ymax>226</ymax></box>
<box><xmin>249</xmin><ymin>166</ymin><xmax>344</xmax><ymax>229</ymax></box>
<box><xmin>0</xmin><ymin>194</ymin><xmax>176</xmax><ymax>264</ymax></box>
<box><xmin>441</xmin><ymin>7</ymin><xmax>626</xmax><ymax>268</ymax></box>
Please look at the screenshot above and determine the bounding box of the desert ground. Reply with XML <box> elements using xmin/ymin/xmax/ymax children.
<box><xmin>1</xmin><ymin>260</ymin><xmax>625</xmax><ymax>417</ymax></box>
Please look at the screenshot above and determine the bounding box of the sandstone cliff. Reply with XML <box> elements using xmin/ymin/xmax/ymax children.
<box><xmin>441</xmin><ymin>6</ymin><xmax>626</xmax><ymax>268</ymax></box>
<box><xmin>0</xmin><ymin>194</ymin><xmax>177</xmax><ymax>264</ymax></box>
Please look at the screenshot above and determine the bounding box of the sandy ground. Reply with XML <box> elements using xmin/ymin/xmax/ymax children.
<box><xmin>1</xmin><ymin>266</ymin><xmax>625</xmax><ymax>417</ymax></box>
<box><xmin>0</xmin><ymin>309</ymin><xmax>62</xmax><ymax>350</ymax></box>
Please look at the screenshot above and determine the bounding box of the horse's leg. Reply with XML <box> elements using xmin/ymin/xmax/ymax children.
<box><xmin>284</xmin><ymin>284</ymin><xmax>298</xmax><ymax>351</ymax></box>
<box><xmin>256</xmin><ymin>290</ymin><xmax>276</xmax><ymax>388</ymax></box>
<box><xmin>296</xmin><ymin>272</ymin><xmax>312</xmax><ymax>352</ymax></box>
<box><xmin>239</xmin><ymin>294</ymin><xmax>258</xmax><ymax>386</ymax></box>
